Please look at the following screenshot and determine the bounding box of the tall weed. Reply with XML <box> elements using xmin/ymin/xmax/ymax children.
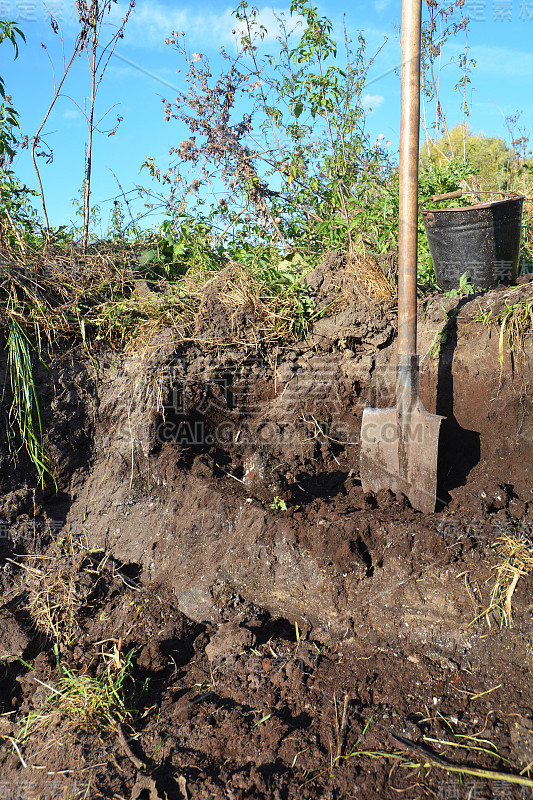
<box><xmin>1</xmin><ymin>315</ymin><xmax>53</xmax><ymax>486</ymax></box>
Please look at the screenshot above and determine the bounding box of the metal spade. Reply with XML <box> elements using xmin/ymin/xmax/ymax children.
<box><xmin>359</xmin><ymin>0</ymin><xmax>444</xmax><ymax>514</ymax></box>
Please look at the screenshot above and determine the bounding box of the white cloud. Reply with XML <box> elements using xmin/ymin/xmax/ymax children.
<box><xmin>362</xmin><ymin>93</ymin><xmax>385</xmax><ymax>111</ymax></box>
<box><xmin>374</xmin><ymin>0</ymin><xmax>393</xmax><ymax>12</ymax></box>
<box><xmin>63</xmin><ymin>108</ymin><xmax>82</xmax><ymax>122</ymax></box>
<box><xmin>111</xmin><ymin>2</ymin><xmax>188</xmax><ymax>48</ymax></box>
<box><xmin>471</xmin><ymin>44</ymin><xmax>533</xmax><ymax>77</ymax></box>
<box><xmin>228</xmin><ymin>6</ymin><xmax>300</xmax><ymax>45</ymax></box>
<box><xmin>108</xmin><ymin>2</ymin><xmax>294</xmax><ymax>50</ymax></box>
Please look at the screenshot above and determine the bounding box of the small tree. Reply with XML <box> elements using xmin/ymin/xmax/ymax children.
<box><xmin>420</xmin><ymin>0</ymin><xmax>471</xmax><ymax>146</ymax></box>
<box><xmin>30</xmin><ymin>18</ymin><xmax>86</xmax><ymax>238</ymax></box>
<box><xmin>155</xmin><ymin>1</ymin><xmax>395</xmax><ymax>260</ymax></box>
<box><xmin>0</xmin><ymin>21</ymin><xmax>25</xmax><ymax>165</ymax></box>
<box><xmin>0</xmin><ymin>21</ymin><xmax>39</xmax><ymax>253</ymax></box>
<box><xmin>75</xmin><ymin>0</ymin><xmax>135</xmax><ymax>252</ymax></box>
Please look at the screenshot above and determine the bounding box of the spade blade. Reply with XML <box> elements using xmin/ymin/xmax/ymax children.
<box><xmin>360</xmin><ymin>401</ymin><xmax>444</xmax><ymax>514</ymax></box>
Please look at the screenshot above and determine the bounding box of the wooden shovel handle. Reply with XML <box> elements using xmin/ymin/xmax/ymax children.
<box><xmin>430</xmin><ymin>189</ymin><xmax>463</xmax><ymax>202</ymax></box>
<box><xmin>397</xmin><ymin>0</ymin><xmax>422</xmax><ymax>358</ymax></box>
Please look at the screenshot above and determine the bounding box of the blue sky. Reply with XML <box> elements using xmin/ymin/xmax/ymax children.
<box><xmin>1</xmin><ymin>0</ymin><xmax>532</xmax><ymax>232</ymax></box>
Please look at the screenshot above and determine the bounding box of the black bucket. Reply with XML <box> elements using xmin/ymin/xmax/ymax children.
<box><xmin>420</xmin><ymin>192</ymin><xmax>524</xmax><ymax>290</ymax></box>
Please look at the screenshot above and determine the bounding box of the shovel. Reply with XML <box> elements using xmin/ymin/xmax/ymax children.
<box><xmin>359</xmin><ymin>0</ymin><xmax>444</xmax><ymax>514</ymax></box>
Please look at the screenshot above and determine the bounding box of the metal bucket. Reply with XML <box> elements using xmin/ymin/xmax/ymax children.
<box><xmin>420</xmin><ymin>192</ymin><xmax>524</xmax><ymax>290</ymax></box>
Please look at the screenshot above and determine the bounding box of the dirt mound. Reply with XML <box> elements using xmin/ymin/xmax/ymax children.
<box><xmin>193</xmin><ymin>263</ymin><xmax>261</xmax><ymax>344</ymax></box>
<box><xmin>304</xmin><ymin>250</ymin><xmax>395</xmax><ymax>311</ymax></box>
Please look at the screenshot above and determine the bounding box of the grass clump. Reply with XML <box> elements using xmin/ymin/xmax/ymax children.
<box><xmin>468</xmin><ymin>527</ymin><xmax>533</xmax><ymax>629</ymax></box>
<box><xmin>14</xmin><ymin>643</ymin><xmax>137</xmax><ymax>750</ymax></box>
<box><xmin>2</xmin><ymin>313</ymin><xmax>52</xmax><ymax>486</ymax></box>
<box><xmin>497</xmin><ymin>295</ymin><xmax>533</xmax><ymax>368</ymax></box>
<box><xmin>24</xmin><ymin>531</ymin><xmax>106</xmax><ymax>645</ymax></box>
<box><xmin>49</xmin><ymin>644</ymin><xmax>136</xmax><ymax>731</ymax></box>
<box><xmin>485</xmin><ymin>531</ymin><xmax>533</xmax><ymax>628</ymax></box>
<box><xmin>472</xmin><ymin>285</ymin><xmax>533</xmax><ymax>379</ymax></box>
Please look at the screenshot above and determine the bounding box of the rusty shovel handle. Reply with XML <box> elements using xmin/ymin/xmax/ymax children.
<box><xmin>397</xmin><ymin>0</ymin><xmax>422</xmax><ymax>360</ymax></box>
<box><xmin>430</xmin><ymin>189</ymin><xmax>463</xmax><ymax>203</ymax></box>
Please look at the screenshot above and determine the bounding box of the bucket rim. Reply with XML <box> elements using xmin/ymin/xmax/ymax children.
<box><xmin>420</xmin><ymin>191</ymin><xmax>525</xmax><ymax>215</ymax></box>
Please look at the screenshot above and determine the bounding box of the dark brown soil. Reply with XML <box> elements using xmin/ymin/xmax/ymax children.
<box><xmin>1</xmin><ymin>263</ymin><xmax>533</xmax><ymax>799</ymax></box>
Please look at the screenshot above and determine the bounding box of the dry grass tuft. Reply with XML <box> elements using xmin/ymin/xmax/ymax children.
<box><xmin>345</xmin><ymin>251</ymin><xmax>396</xmax><ymax>302</ymax></box>
<box><xmin>1</xmin><ymin>241</ymin><xmax>397</xmax><ymax>352</ymax></box>
<box><xmin>483</xmin><ymin>531</ymin><xmax>533</xmax><ymax>628</ymax></box>
<box><xmin>25</xmin><ymin>529</ymin><xmax>105</xmax><ymax>643</ymax></box>
<box><xmin>218</xmin><ymin>264</ymin><xmax>297</xmax><ymax>337</ymax></box>
<box><xmin>0</xmin><ymin>240</ymin><xmax>205</xmax><ymax>350</ymax></box>
<box><xmin>1</xmin><ymin>241</ymin><xmax>140</xmax><ymax>338</ymax></box>
<box><xmin>318</xmin><ymin>251</ymin><xmax>395</xmax><ymax>317</ymax></box>
<box><xmin>191</xmin><ymin>261</ymin><xmax>311</xmax><ymax>345</ymax></box>
<box><xmin>497</xmin><ymin>292</ymin><xmax>533</xmax><ymax>366</ymax></box>
<box><xmin>0</xmin><ymin>245</ymin><xmax>310</xmax><ymax>350</ymax></box>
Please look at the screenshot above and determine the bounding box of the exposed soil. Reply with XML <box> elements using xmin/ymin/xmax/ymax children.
<box><xmin>1</xmin><ymin>257</ymin><xmax>533</xmax><ymax>799</ymax></box>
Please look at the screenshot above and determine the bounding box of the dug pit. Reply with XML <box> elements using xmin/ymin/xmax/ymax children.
<box><xmin>1</xmin><ymin>260</ymin><xmax>532</xmax><ymax>799</ymax></box>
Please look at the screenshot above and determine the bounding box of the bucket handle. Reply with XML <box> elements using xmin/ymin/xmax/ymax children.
<box><xmin>430</xmin><ymin>189</ymin><xmax>463</xmax><ymax>202</ymax></box>
<box><xmin>428</xmin><ymin>189</ymin><xmax>522</xmax><ymax>204</ymax></box>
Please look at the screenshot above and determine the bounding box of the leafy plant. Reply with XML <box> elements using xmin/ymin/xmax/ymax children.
<box><xmin>0</xmin><ymin>21</ymin><xmax>41</xmax><ymax>252</ymax></box>
<box><xmin>0</xmin><ymin>169</ymin><xmax>40</xmax><ymax>252</ymax></box>
<box><xmin>106</xmin><ymin>198</ymin><xmax>143</xmax><ymax>244</ymax></box>
<box><xmin>421</xmin><ymin>124</ymin><xmax>511</xmax><ymax>191</ymax></box>
<box><xmin>270</xmin><ymin>496</ymin><xmax>288</xmax><ymax>511</ymax></box>
<box><xmin>442</xmin><ymin>271</ymin><xmax>477</xmax><ymax>298</ymax></box>
<box><xmin>138</xmin><ymin>213</ymin><xmax>225</xmax><ymax>279</ymax></box>
<box><xmin>258</xmin><ymin>255</ymin><xmax>321</xmax><ymax>336</ymax></box>
<box><xmin>70</xmin><ymin>178</ymin><xmax>102</xmax><ymax>242</ymax></box>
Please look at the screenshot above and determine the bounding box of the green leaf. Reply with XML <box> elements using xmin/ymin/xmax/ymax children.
<box><xmin>138</xmin><ymin>248</ymin><xmax>158</xmax><ymax>265</ymax></box>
